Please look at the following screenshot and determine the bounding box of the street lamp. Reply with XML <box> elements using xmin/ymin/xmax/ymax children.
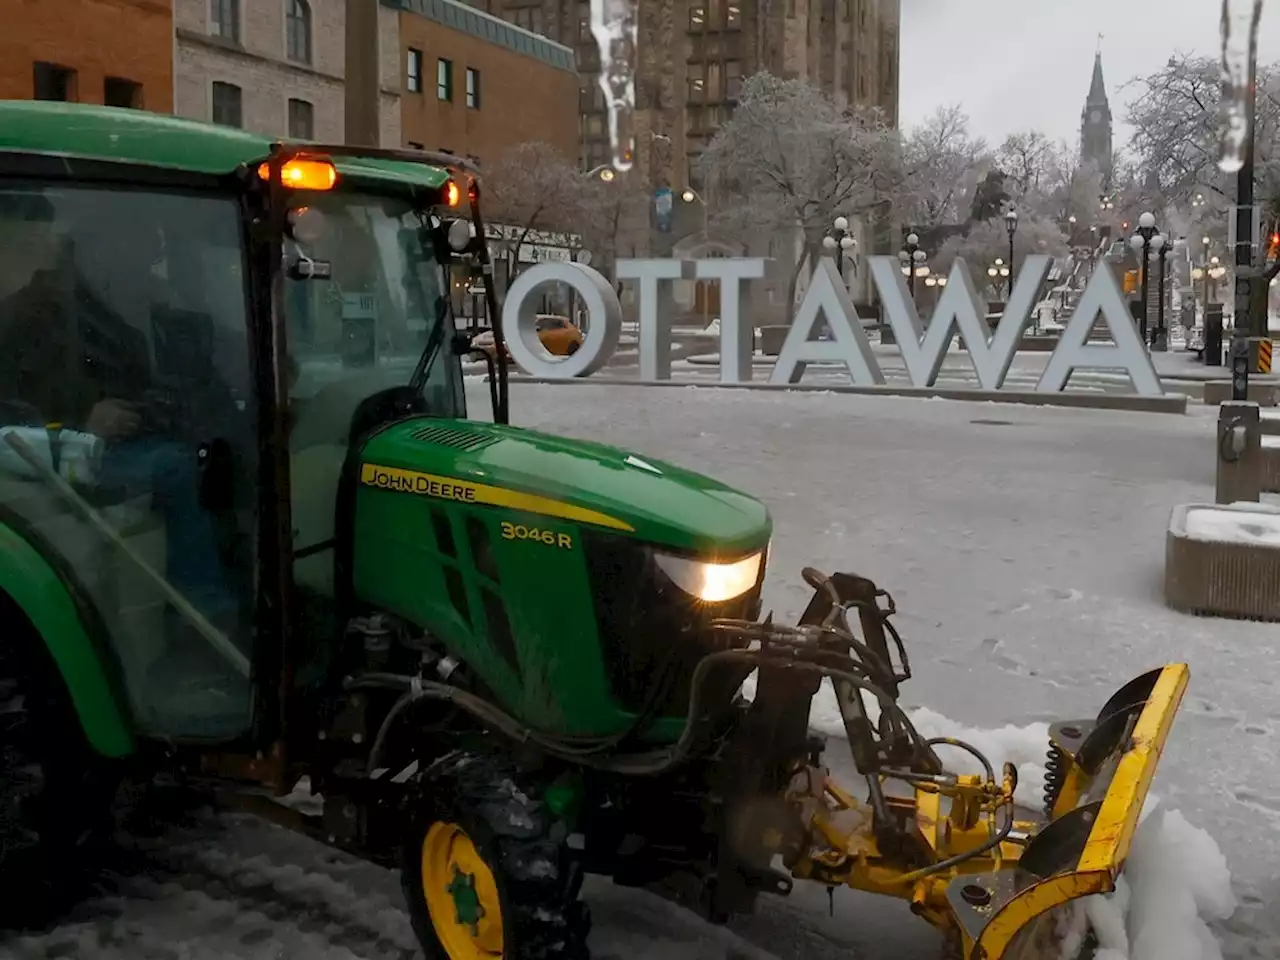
<box><xmin>586</xmin><ymin>164</ymin><xmax>616</xmax><ymax>182</ymax></box>
<box><xmin>822</xmin><ymin>215</ymin><xmax>858</xmax><ymax>278</ymax></box>
<box><xmin>899</xmin><ymin>232</ymin><xmax>926</xmax><ymax>296</ymax></box>
<box><xmin>681</xmin><ymin>187</ymin><xmax>711</xmax><ymax>325</ymax></box>
<box><xmin>1150</xmin><ymin>233</ymin><xmax>1170</xmax><ymax>351</ymax></box>
<box><xmin>986</xmin><ymin>257</ymin><xmax>1011</xmax><ymax>298</ymax></box>
<box><xmin>1004</xmin><ymin>208</ymin><xmax>1019</xmax><ymax>276</ymax></box>
<box><xmin>1128</xmin><ymin>211</ymin><xmax>1160</xmax><ymax>344</ymax></box>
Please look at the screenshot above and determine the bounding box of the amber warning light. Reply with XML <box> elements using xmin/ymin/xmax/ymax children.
<box><xmin>445</xmin><ymin>180</ymin><xmax>462</xmax><ymax>207</ymax></box>
<box><xmin>257</xmin><ymin>158</ymin><xmax>338</xmax><ymax>191</ymax></box>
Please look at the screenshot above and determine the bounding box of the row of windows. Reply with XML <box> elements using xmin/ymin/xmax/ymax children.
<box><xmin>688</xmin><ymin>0</ymin><xmax>742</xmax><ymax>31</ymax></box>
<box><xmin>210</xmin><ymin>80</ymin><xmax>315</xmax><ymax>139</ymax></box>
<box><xmin>31</xmin><ymin>61</ymin><xmax>143</xmax><ymax>107</ymax></box>
<box><xmin>210</xmin><ymin>0</ymin><xmax>313</xmax><ymax>66</ymax></box>
<box><xmin>406</xmin><ymin>48</ymin><xmax>481</xmax><ymax>108</ymax></box>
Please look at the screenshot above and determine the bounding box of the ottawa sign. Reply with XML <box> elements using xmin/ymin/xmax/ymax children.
<box><xmin>497</xmin><ymin>255</ymin><xmax>1162</xmax><ymax>396</ymax></box>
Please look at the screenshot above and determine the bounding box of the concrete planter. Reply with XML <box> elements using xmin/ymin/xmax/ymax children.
<box><xmin>1165</xmin><ymin>502</ymin><xmax>1280</xmax><ymax>621</ymax></box>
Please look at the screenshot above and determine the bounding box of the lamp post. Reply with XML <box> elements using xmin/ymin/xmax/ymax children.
<box><xmin>822</xmin><ymin>215</ymin><xmax>857</xmax><ymax>279</ymax></box>
<box><xmin>681</xmin><ymin>187</ymin><xmax>711</xmax><ymax>326</ymax></box>
<box><xmin>900</xmin><ymin>232</ymin><xmax>926</xmax><ymax>297</ymax></box>
<box><xmin>1004</xmin><ymin>207</ymin><xmax>1019</xmax><ymax>277</ymax></box>
<box><xmin>1128</xmin><ymin>212</ymin><xmax>1160</xmax><ymax>344</ymax></box>
<box><xmin>1152</xmin><ymin>236</ymin><xmax>1170</xmax><ymax>351</ymax></box>
<box><xmin>586</xmin><ymin>164</ymin><xmax>616</xmax><ymax>182</ymax></box>
<box><xmin>986</xmin><ymin>258</ymin><xmax>1011</xmax><ymax>298</ymax></box>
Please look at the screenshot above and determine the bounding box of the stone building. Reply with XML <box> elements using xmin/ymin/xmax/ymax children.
<box><xmin>1080</xmin><ymin>49</ymin><xmax>1113</xmax><ymax>187</ymax></box>
<box><xmin>0</xmin><ymin>0</ymin><xmax>173</xmax><ymax>112</ymax></box>
<box><xmin>172</xmin><ymin>0</ymin><xmax>402</xmax><ymax>145</ymax></box>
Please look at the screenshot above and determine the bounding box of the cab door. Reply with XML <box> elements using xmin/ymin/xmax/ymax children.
<box><xmin>0</xmin><ymin>180</ymin><xmax>259</xmax><ymax>741</ymax></box>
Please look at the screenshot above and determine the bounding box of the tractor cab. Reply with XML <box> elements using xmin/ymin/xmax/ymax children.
<box><xmin>0</xmin><ymin>101</ymin><xmax>501</xmax><ymax>750</ymax></box>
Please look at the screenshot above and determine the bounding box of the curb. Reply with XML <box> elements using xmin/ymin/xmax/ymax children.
<box><xmin>512</xmin><ymin>376</ymin><xmax>1189</xmax><ymax>414</ymax></box>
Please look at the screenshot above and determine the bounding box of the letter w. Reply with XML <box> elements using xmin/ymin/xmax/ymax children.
<box><xmin>869</xmin><ymin>255</ymin><xmax>1052</xmax><ymax>390</ymax></box>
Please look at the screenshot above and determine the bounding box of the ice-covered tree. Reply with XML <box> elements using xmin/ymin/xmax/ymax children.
<box><xmin>1125</xmin><ymin>53</ymin><xmax>1280</xmax><ymax>215</ymax></box>
<box><xmin>931</xmin><ymin>214</ymin><xmax>1070</xmax><ymax>296</ymax></box>
<box><xmin>899</xmin><ymin>105</ymin><xmax>990</xmax><ymax>231</ymax></box>
<box><xmin>699</xmin><ymin>71</ymin><xmax>903</xmax><ymax>311</ymax></box>
<box><xmin>997</xmin><ymin>130</ymin><xmax>1060</xmax><ymax>205</ymax></box>
<box><xmin>484</xmin><ymin>141</ymin><xmax>592</xmax><ymax>266</ymax></box>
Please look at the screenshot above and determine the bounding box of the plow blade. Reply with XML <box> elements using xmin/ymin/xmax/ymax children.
<box><xmin>942</xmin><ymin>663</ymin><xmax>1189</xmax><ymax>960</ymax></box>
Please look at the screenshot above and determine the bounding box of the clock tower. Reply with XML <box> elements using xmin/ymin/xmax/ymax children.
<box><xmin>1081</xmin><ymin>48</ymin><xmax>1113</xmax><ymax>184</ymax></box>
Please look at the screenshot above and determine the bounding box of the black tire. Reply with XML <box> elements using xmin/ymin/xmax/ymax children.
<box><xmin>402</xmin><ymin>751</ymin><xmax>590</xmax><ymax>960</ymax></box>
<box><xmin>0</xmin><ymin>620</ymin><xmax>117</xmax><ymax>928</ymax></box>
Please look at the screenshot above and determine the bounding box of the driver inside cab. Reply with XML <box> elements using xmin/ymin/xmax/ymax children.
<box><xmin>0</xmin><ymin>188</ymin><xmax>242</xmax><ymax>637</ymax></box>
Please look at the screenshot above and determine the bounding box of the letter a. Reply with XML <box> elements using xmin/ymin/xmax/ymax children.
<box><xmin>1037</xmin><ymin>263</ymin><xmax>1162</xmax><ymax>396</ymax></box>
<box><xmin>770</xmin><ymin>258</ymin><xmax>884</xmax><ymax>385</ymax></box>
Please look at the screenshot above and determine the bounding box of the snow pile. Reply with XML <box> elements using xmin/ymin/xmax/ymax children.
<box><xmin>770</xmin><ymin>679</ymin><xmax>1236</xmax><ymax>960</ymax></box>
<box><xmin>1183</xmin><ymin>504</ymin><xmax>1280</xmax><ymax>547</ymax></box>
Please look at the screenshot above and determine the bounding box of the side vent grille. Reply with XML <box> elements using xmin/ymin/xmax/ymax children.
<box><xmin>409</xmin><ymin>424</ymin><xmax>502</xmax><ymax>452</ymax></box>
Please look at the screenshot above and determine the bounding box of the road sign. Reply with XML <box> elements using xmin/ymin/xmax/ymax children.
<box><xmin>1260</xmin><ymin>338</ymin><xmax>1273</xmax><ymax>374</ymax></box>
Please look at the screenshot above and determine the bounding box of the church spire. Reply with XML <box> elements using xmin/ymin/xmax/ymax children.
<box><xmin>1087</xmin><ymin>49</ymin><xmax>1108</xmax><ymax>107</ymax></box>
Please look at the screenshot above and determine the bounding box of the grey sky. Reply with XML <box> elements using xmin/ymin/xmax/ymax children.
<box><xmin>899</xmin><ymin>0</ymin><xmax>1280</xmax><ymax>153</ymax></box>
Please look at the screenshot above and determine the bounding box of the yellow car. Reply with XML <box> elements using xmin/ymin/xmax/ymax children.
<box><xmin>471</xmin><ymin>315</ymin><xmax>584</xmax><ymax>361</ymax></box>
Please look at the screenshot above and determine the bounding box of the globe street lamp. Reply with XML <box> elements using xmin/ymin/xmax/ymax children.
<box><xmin>586</xmin><ymin>164</ymin><xmax>616</xmax><ymax>182</ymax></box>
<box><xmin>1128</xmin><ymin>211</ymin><xmax>1159</xmax><ymax>344</ymax></box>
<box><xmin>987</xmin><ymin>257</ymin><xmax>1011</xmax><ymax>298</ymax></box>
<box><xmin>822</xmin><ymin>215</ymin><xmax>857</xmax><ymax>279</ymax></box>
<box><xmin>899</xmin><ymin>232</ymin><xmax>926</xmax><ymax>296</ymax></box>
<box><xmin>1004</xmin><ymin>208</ymin><xmax>1019</xmax><ymax>276</ymax></box>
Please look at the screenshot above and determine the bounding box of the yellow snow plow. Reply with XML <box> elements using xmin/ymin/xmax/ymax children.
<box><xmin>775</xmin><ymin>656</ymin><xmax>1188</xmax><ymax>959</ymax></box>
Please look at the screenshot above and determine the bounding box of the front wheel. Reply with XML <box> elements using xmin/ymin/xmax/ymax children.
<box><xmin>403</xmin><ymin>752</ymin><xmax>590</xmax><ymax>959</ymax></box>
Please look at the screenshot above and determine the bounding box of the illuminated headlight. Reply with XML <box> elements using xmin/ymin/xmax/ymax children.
<box><xmin>654</xmin><ymin>549</ymin><xmax>764</xmax><ymax>603</ymax></box>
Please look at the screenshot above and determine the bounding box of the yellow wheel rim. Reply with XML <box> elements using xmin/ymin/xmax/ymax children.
<box><xmin>421</xmin><ymin>821</ymin><xmax>505</xmax><ymax>959</ymax></box>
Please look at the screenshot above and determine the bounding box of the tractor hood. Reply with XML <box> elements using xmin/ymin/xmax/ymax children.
<box><xmin>358</xmin><ymin>417</ymin><xmax>771</xmax><ymax>556</ymax></box>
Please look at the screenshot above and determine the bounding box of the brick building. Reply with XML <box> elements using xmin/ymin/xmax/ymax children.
<box><xmin>171</xmin><ymin>0</ymin><xmax>402</xmax><ymax>145</ymax></box>
<box><xmin>0</xmin><ymin>0</ymin><xmax>173</xmax><ymax>111</ymax></box>
<box><xmin>391</xmin><ymin>0</ymin><xmax>578</xmax><ymax>164</ymax></box>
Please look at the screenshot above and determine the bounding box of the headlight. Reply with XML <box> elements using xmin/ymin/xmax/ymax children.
<box><xmin>654</xmin><ymin>549</ymin><xmax>763</xmax><ymax>603</ymax></box>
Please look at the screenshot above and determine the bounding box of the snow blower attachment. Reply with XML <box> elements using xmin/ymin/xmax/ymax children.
<box><xmin>709</xmin><ymin>568</ymin><xmax>1189</xmax><ymax>960</ymax></box>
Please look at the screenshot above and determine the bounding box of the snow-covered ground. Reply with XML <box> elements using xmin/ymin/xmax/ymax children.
<box><xmin>4</xmin><ymin>381</ymin><xmax>1277</xmax><ymax>959</ymax></box>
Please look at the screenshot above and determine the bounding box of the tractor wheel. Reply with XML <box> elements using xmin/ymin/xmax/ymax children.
<box><xmin>0</xmin><ymin>623</ymin><xmax>116</xmax><ymax>928</ymax></box>
<box><xmin>403</xmin><ymin>752</ymin><xmax>590</xmax><ymax>960</ymax></box>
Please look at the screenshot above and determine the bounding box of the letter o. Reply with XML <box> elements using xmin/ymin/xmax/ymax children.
<box><xmin>499</xmin><ymin>262</ymin><xmax>622</xmax><ymax>379</ymax></box>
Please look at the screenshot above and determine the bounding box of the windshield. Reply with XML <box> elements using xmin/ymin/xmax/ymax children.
<box><xmin>284</xmin><ymin>190</ymin><xmax>465</xmax><ymax>432</ymax></box>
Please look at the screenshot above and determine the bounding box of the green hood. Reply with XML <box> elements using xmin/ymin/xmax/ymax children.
<box><xmin>360</xmin><ymin>418</ymin><xmax>771</xmax><ymax>556</ymax></box>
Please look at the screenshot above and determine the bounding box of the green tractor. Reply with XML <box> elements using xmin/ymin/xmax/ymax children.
<box><xmin>0</xmin><ymin>100</ymin><xmax>1188</xmax><ymax>960</ymax></box>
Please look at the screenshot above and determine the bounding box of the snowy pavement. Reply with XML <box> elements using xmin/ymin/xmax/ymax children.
<box><xmin>4</xmin><ymin>381</ymin><xmax>1278</xmax><ymax>960</ymax></box>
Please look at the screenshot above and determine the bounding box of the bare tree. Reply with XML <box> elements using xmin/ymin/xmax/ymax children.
<box><xmin>483</xmin><ymin>141</ymin><xmax>592</xmax><ymax>266</ymax></box>
<box><xmin>899</xmin><ymin>105</ymin><xmax>990</xmax><ymax>230</ymax></box>
<box><xmin>997</xmin><ymin>130</ymin><xmax>1061</xmax><ymax>208</ymax></box>
<box><xmin>1125</xmin><ymin>53</ymin><xmax>1280</xmax><ymax>213</ymax></box>
<box><xmin>700</xmin><ymin>71</ymin><xmax>903</xmax><ymax>313</ymax></box>
<box><xmin>578</xmin><ymin>172</ymin><xmax>649</xmax><ymax>281</ymax></box>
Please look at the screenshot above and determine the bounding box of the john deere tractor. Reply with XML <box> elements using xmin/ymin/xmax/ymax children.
<box><xmin>0</xmin><ymin>101</ymin><xmax>1187</xmax><ymax>960</ymax></box>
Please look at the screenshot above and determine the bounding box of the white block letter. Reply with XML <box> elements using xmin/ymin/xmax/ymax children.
<box><xmin>694</xmin><ymin>258</ymin><xmax>767</xmax><ymax>383</ymax></box>
<box><xmin>616</xmin><ymin>258</ymin><xmax>693</xmax><ymax>380</ymax></box>
<box><xmin>770</xmin><ymin>258</ymin><xmax>884</xmax><ymax>385</ymax></box>
<box><xmin>870</xmin><ymin>255</ymin><xmax>1051</xmax><ymax>389</ymax></box>
<box><xmin>1038</xmin><ymin>263</ymin><xmax>1162</xmax><ymax>395</ymax></box>
<box><xmin>500</xmin><ymin>262</ymin><xmax>622</xmax><ymax>379</ymax></box>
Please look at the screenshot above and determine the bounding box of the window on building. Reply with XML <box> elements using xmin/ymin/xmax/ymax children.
<box><xmin>437</xmin><ymin>58</ymin><xmax>453</xmax><ymax>101</ymax></box>
<box><xmin>578</xmin><ymin>0</ymin><xmax>589</xmax><ymax>40</ymax></box>
<box><xmin>285</xmin><ymin>0</ymin><xmax>312</xmax><ymax>64</ymax></box>
<box><xmin>687</xmin><ymin>72</ymin><xmax>705</xmax><ymax>103</ymax></box>
<box><xmin>689</xmin><ymin>4</ymin><xmax>705</xmax><ymax>28</ymax></box>
<box><xmin>727</xmin><ymin>2</ymin><xmax>741</xmax><ymax>27</ymax></box>
<box><xmin>211</xmin><ymin>81</ymin><xmax>243</xmax><ymax>127</ymax></box>
<box><xmin>210</xmin><ymin>0</ymin><xmax>240</xmax><ymax>42</ymax></box>
<box><xmin>33</xmin><ymin>63</ymin><xmax>76</xmax><ymax>101</ymax></box>
<box><xmin>465</xmin><ymin>67</ymin><xmax>480</xmax><ymax>108</ymax></box>
<box><xmin>726</xmin><ymin>60</ymin><xmax>742</xmax><ymax>99</ymax></box>
<box><xmin>707</xmin><ymin>62</ymin><xmax>723</xmax><ymax>100</ymax></box>
<box><xmin>406</xmin><ymin>47</ymin><xmax>423</xmax><ymax>91</ymax></box>
<box><xmin>287</xmin><ymin>98</ymin><xmax>314</xmax><ymax>139</ymax></box>
<box><xmin>103</xmin><ymin>77</ymin><xmax>142</xmax><ymax>108</ymax></box>
<box><xmin>513</xmin><ymin>6</ymin><xmax>543</xmax><ymax>35</ymax></box>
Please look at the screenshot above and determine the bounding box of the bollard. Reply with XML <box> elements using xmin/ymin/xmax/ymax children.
<box><xmin>1216</xmin><ymin>401</ymin><xmax>1263</xmax><ymax>504</ymax></box>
